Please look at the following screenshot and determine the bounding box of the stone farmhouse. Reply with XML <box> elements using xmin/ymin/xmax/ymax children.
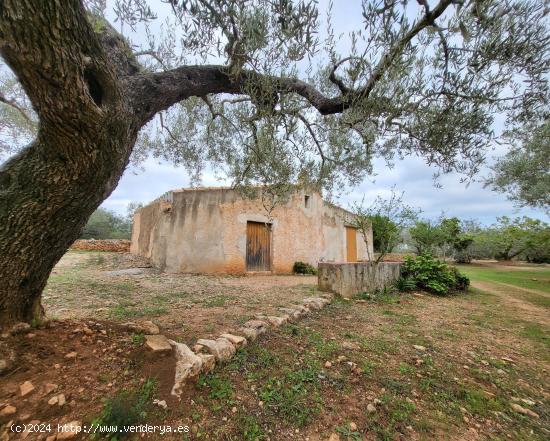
<box><xmin>130</xmin><ymin>187</ymin><xmax>372</xmax><ymax>273</ymax></box>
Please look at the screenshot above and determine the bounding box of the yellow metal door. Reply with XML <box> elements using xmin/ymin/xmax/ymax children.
<box><xmin>246</xmin><ymin>222</ymin><xmax>271</xmax><ymax>271</ymax></box>
<box><xmin>346</xmin><ymin>226</ymin><xmax>357</xmax><ymax>262</ymax></box>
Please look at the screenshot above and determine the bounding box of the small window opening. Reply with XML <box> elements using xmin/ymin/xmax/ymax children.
<box><xmin>304</xmin><ymin>195</ymin><xmax>310</xmax><ymax>208</ymax></box>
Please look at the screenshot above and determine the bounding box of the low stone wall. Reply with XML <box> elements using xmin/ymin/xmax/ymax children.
<box><xmin>318</xmin><ymin>262</ymin><xmax>403</xmax><ymax>298</ymax></box>
<box><xmin>71</xmin><ymin>239</ymin><xmax>131</xmax><ymax>252</ymax></box>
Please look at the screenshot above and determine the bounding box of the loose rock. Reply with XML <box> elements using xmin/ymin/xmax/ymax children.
<box><xmin>220</xmin><ymin>333</ymin><xmax>247</xmax><ymax>348</ymax></box>
<box><xmin>239</xmin><ymin>327</ymin><xmax>259</xmax><ymax>341</ymax></box>
<box><xmin>144</xmin><ymin>335</ymin><xmax>172</xmax><ymax>353</ymax></box>
<box><xmin>198</xmin><ymin>353</ymin><xmax>216</xmax><ymax>374</ymax></box>
<box><xmin>10</xmin><ymin>322</ymin><xmax>31</xmax><ymax>335</ymax></box>
<box><xmin>124</xmin><ymin>321</ymin><xmax>160</xmax><ymax>335</ymax></box>
<box><xmin>44</xmin><ymin>383</ymin><xmax>58</xmax><ymax>395</ymax></box>
<box><xmin>20</xmin><ymin>381</ymin><xmax>35</xmax><ymax>397</ymax></box>
<box><xmin>367</xmin><ymin>403</ymin><xmax>376</xmax><ymax>413</ymax></box>
<box><xmin>170</xmin><ymin>341</ymin><xmax>203</xmax><ymax>396</ymax></box>
<box><xmin>196</xmin><ymin>338</ymin><xmax>236</xmax><ymax>361</ymax></box>
<box><xmin>0</xmin><ymin>405</ymin><xmax>16</xmax><ymax>417</ymax></box>
<box><xmin>510</xmin><ymin>403</ymin><xmax>539</xmax><ymax>418</ymax></box>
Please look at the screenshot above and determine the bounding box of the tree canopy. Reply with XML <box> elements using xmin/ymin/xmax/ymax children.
<box><xmin>1</xmin><ymin>0</ymin><xmax>549</xmax><ymax>195</ymax></box>
<box><xmin>487</xmin><ymin>119</ymin><xmax>550</xmax><ymax>212</ymax></box>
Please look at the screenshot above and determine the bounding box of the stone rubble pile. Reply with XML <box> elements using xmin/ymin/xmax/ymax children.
<box><xmin>141</xmin><ymin>295</ymin><xmax>333</xmax><ymax>398</ymax></box>
<box><xmin>70</xmin><ymin>239</ymin><xmax>130</xmax><ymax>252</ymax></box>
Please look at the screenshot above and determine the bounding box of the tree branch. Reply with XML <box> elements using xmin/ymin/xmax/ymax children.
<box><xmin>131</xmin><ymin>0</ymin><xmax>455</xmax><ymax>125</ymax></box>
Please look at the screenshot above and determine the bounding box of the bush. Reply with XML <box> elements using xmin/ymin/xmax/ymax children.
<box><xmin>397</xmin><ymin>254</ymin><xmax>469</xmax><ymax>295</ymax></box>
<box><xmin>395</xmin><ymin>276</ymin><xmax>416</xmax><ymax>292</ymax></box>
<box><xmin>293</xmin><ymin>261</ymin><xmax>317</xmax><ymax>275</ymax></box>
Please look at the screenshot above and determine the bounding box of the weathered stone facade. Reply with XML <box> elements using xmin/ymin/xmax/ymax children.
<box><xmin>131</xmin><ymin>187</ymin><xmax>372</xmax><ymax>274</ymax></box>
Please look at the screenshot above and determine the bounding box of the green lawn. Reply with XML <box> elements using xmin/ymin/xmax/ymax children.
<box><xmin>457</xmin><ymin>264</ymin><xmax>550</xmax><ymax>295</ymax></box>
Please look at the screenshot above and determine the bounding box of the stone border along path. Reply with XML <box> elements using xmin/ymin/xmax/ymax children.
<box><xmin>139</xmin><ymin>295</ymin><xmax>334</xmax><ymax>398</ymax></box>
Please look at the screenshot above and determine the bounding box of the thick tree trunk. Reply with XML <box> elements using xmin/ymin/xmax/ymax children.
<box><xmin>0</xmin><ymin>0</ymin><xmax>140</xmax><ymax>327</ymax></box>
<box><xmin>0</xmin><ymin>129</ymin><xmax>137</xmax><ymax>325</ymax></box>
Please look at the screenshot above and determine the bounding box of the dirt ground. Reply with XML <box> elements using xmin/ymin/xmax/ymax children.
<box><xmin>0</xmin><ymin>253</ymin><xmax>548</xmax><ymax>440</ymax></box>
<box><xmin>43</xmin><ymin>251</ymin><xmax>317</xmax><ymax>343</ymax></box>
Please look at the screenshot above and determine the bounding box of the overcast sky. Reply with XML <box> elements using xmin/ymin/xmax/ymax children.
<box><xmin>103</xmin><ymin>153</ymin><xmax>547</xmax><ymax>225</ymax></box>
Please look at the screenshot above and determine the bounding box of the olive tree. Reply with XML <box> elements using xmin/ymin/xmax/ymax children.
<box><xmin>0</xmin><ymin>0</ymin><xmax>549</xmax><ymax>325</ymax></box>
<box><xmin>487</xmin><ymin>120</ymin><xmax>550</xmax><ymax>212</ymax></box>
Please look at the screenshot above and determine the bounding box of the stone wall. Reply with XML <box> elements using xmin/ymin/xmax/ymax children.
<box><xmin>317</xmin><ymin>262</ymin><xmax>403</xmax><ymax>298</ymax></box>
<box><xmin>71</xmin><ymin>239</ymin><xmax>130</xmax><ymax>252</ymax></box>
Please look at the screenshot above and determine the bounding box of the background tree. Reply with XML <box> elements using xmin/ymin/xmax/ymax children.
<box><xmin>490</xmin><ymin>216</ymin><xmax>548</xmax><ymax>261</ymax></box>
<box><xmin>409</xmin><ymin>220</ymin><xmax>444</xmax><ymax>255</ymax></box>
<box><xmin>0</xmin><ymin>0</ymin><xmax>549</xmax><ymax>325</ymax></box>
<box><xmin>349</xmin><ymin>189</ymin><xmax>419</xmax><ymax>263</ymax></box>
<box><xmin>81</xmin><ymin>208</ymin><xmax>132</xmax><ymax>240</ymax></box>
<box><xmin>486</xmin><ymin>120</ymin><xmax>550</xmax><ymax>213</ymax></box>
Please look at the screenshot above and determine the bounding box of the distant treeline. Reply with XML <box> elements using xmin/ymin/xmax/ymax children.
<box><xmin>81</xmin><ymin>208</ymin><xmax>133</xmax><ymax>240</ymax></box>
<box><xmin>398</xmin><ymin>216</ymin><xmax>550</xmax><ymax>264</ymax></box>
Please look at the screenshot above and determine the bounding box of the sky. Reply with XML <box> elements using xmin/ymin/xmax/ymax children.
<box><xmin>103</xmin><ymin>154</ymin><xmax>547</xmax><ymax>225</ymax></box>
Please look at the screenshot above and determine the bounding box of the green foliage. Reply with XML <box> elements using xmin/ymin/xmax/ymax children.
<box><xmin>82</xmin><ymin>208</ymin><xmax>132</xmax><ymax>240</ymax></box>
<box><xmin>349</xmin><ymin>189</ymin><xmax>419</xmax><ymax>262</ymax></box>
<box><xmin>258</xmin><ymin>358</ymin><xmax>322</xmax><ymax>426</ymax></box>
<box><xmin>395</xmin><ymin>277</ymin><xmax>416</xmax><ymax>292</ymax></box>
<box><xmin>399</xmin><ymin>254</ymin><xmax>469</xmax><ymax>295</ymax></box>
<box><xmin>292</xmin><ymin>261</ymin><xmax>317</xmax><ymax>275</ymax></box>
<box><xmin>131</xmin><ymin>333</ymin><xmax>145</xmax><ymax>345</ymax></box>
<box><xmin>198</xmin><ymin>374</ymin><xmax>233</xmax><ymax>401</ymax></box>
<box><xmin>409</xmin><ymin>221</ymin><xmax>444</xmax><ymax>256</ymax></box>
<box><xmin>91</xmin><ymin>379</ymin><xmax>157</xmax><ymax>439</ymax></box>
<box><xmin>488</xmin><ymin>119</ymin><xmax>550</xmax><ymax>211</ymax></box>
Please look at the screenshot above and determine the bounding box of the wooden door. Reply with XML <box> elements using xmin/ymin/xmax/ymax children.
<box><xmin>346</xmin><ymin>226</ymin><xmax>357</xmax><ymax>262</ymax></box>
<box><xmin>246</xmin><ymin>221</ymin><xmax>271</xmax><ymax>271</ymax></box>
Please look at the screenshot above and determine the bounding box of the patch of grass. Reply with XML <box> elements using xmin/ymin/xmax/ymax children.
<box><xmin>335</xmin><ymin>424</ymin><xmax>362</xmax><ymax>440</ymax></box>
<box><xmin>258</xmin><ymin>358</ymin><xmax>322</xmax><ymax>427</ymax></box>
<box><xmin>365</xmin><ymin>395</ymin><xmax>417</xmax><ymax>440</ymax></box>
<box><xmin>198</xmin><ymin>374</ymin><xmax>233</xmax><ymax>402</ymax></box>
<box><xmin>109</xmin><ymin>305</ymin><xmax>139</xmax><ymax>319</ymax></box>
<box><xmin>521</xmin><ymin>292</ymin><xmax>550</xmax><ymax>308</ymax></box>
<box><xmin>354</xmin><ymin>288</ymin><xmax>401</xmax><ymax>304</ymax></box>
<box><xmin>360</xmin><ymin>359</ymin><xmax>375</xmax><ymax>377</ymax></box>
<box><xmin>86</xmin><ymin>254</ymin><xmax>106</xmax><ymax>267</ymax></box>
<box><xmin>306</xmin><ymin>330</ymin><xmax>340</xmax><ymax>357</ymax></box>
<box><xmin>131</xmin><ymin>333</ymin><xmax>145</xmax><ymax>345</ymax></box>
<box><xmin>203</xmin><ymin>295</ymin><xmax>230</xmax><ymax>307</ymax></box>
<box><xmin>522</xmin><ymin>323</ymin><xmax>550</xmax><ymax>348</ymax></box>
<box><xmin>457</xmin><ymin>265</ymin><xmax>550</xmax><ymax>294</ymax></box>
<box><xmin>236</xmin><ymin>414</ymin><xmax>266</xmax><ymax>441</ymax></box>
<box><xmin>229</xmin><ymin>345</ymin><xmax>279</xmax><ymax>372</ymax></box>
<box><xmin>398</xmin><ymin>362</ymin><xmax>415</xmax><ymax>376</ymax></box>
<box><xmin>140</xmin><ymin>305</ymin><xmax>168</xmax><ymax>316</ymax></box>
<box><xmin>110</xmin><ymin>304</ymin><xmax>168</xmax><ymax>319</ymax></box>
<box><xmin>90</xmin><ymin>379</ymin><xmax>157</xmax><ymax>440</ymax></box>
